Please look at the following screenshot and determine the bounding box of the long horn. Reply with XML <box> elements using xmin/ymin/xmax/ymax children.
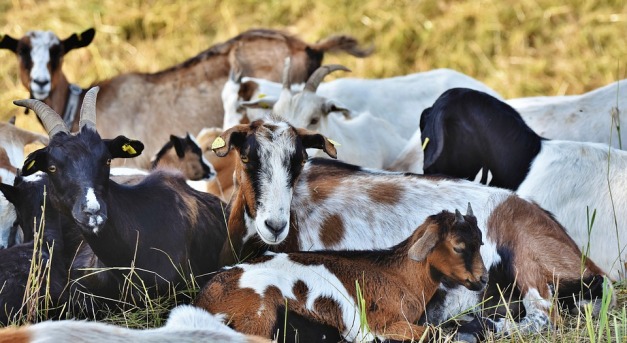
<box><xmin>455</xmin><ymin>209</ymin><xmax>465</xmax><ymax>223</ymax></box>
<box><xmin>466</xmin><ymin>202</ymin><xmax>474</xmax><ymax>217</ymax></box>
<box><xmin>79</xmin><ymin>86</ymin><xmax>99</xmax><ymax>130</ymax></box>
<box><xmin>282</xmin><ymin>57</ymin><xmax>291</xmax><ymax>90</ymax></box>
<box><xmin>12</xmin><ymin>99</ymin><xmax>68</xmax><ymax>137</ymax></box>
<box><xmin>304</xmin><ymin>64</ymin><xmax>350</xmax><ymax>93</ymax></box>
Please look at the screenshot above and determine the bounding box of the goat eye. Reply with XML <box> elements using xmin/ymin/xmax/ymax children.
<box><xmin>48</xmin><ymin>165</ymin><xmax>57</xmax><ymax>173</ymax></box>
<box><xmin>310</xmin><ymin>118</ymin><xmax>319</xmax><ymax>125</ymax></box>
<box><xmin>106</xmin><ymin>159</ymin><xmax>111</xmax><ymax>166</ymax></box>
<box><xmin>241</xmin><ymin>155</ymin><xmax>249</xmax><ymax>163</ymax></box>
<box><xmin>453</xmin><ymin>246</ymin><xmax>464</xmax><ymax>254</ymax></box>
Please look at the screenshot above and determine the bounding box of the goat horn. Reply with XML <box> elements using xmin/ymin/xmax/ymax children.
<box><xmin>12</xmin><ymin>99</ymin><xmax>69</xmax><ymax>137</ymax></box>
<box><xmin>455</xmin><ymin>209</ymin><xmax>465</xmax><ymax>223</ymax></box>
<box><xmin>79</xmin><ymin>86</ymin><xmax>99</xmax><ymax>130</ymax></box>
<box><xmin>282</xmin><ymin>57</ymin><xmax>291</xmax><ymax>90</ymax></box>
<box><xmin>304</xmin><ymin>64</ymin><xmax>350</xmax><ymax>93</ymax></box>
<box><xmin>466</xmin><ymin>202</ymin><xmax>474</xmax><ymax>217</ymax></box>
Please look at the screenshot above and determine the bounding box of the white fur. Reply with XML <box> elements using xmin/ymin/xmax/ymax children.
<box><xmin>0</xmin><ymin>122</ymin><xmax>49</xmax><ymax>168</ymax></box>
<box><xmin>237</xmin><ymin>253</ymin><xmax>373</xmax><ymax>341</ymax></box>
<box><xmin>517</xmin><ymin>140</ymin><xmax>627</xmax><ymax>279</ymax></box>
<box><xmin>27</xmin><ymin>31</ymin><xmax>59</xmax><ymax>100</ymax></box>
<box><xmin>508</xmin><ymin>80</ymin><xmax>627</xmax><ymax>149</ymax></box>
<box><xmin>0</xmin><ymin>191</ymin><xmax>17</xmax><ymax>249</ymax></box>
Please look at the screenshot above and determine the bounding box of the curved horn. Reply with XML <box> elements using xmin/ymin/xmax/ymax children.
<box><xmin>282</xmin><ymin>57</ymin><xmax>291</xmax><ymax>90</ymax></box>
<box><xmin>466</xmin><ymin>202</ymin><xmax>474</xmax><ymax>217</ymax></box>
<box><xmin>12</xmin><ymin>99</ymin><xmax>68</xmax><ymax>137</ymax></box>
<box><xmin>455</xmin><ymin>209</ymin><xmax>465</xmax><ymax>223</ymax></box>
<box><xmin>304</xmin><ymin>64</ymin><xmax>350</xmax><ymax>93</ymax></box>
<box><xmin>79</xmin><ymin>86</ymin><xmax>99</xmax><ymax>130</ymax></box>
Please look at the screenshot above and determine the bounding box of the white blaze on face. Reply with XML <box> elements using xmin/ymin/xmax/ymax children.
<box><xmin>27</xmin><ymin>31</ymin><xmax>59</xmax><ymax>100</ymax></box>
<box><xmin>254</xmin><ymin>123</ymin><xmax>294</xmax><ymax>244</ymax></box>
<box><xmin>84</xmin><ymin>187</ymin><xmax>103</xmax><ymax>232</ymax></box>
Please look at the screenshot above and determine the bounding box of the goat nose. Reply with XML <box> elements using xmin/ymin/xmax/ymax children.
<box><xmin>480</xmin><ymin>274</ymin><xmax>489</xmax><ymax>285</ymax></box>
<box><xmin>33</xmin><ymin>79</ymin><xmax>49</xmax><ymax>87</ymax></box>
<box><xmin>264</xmin><ymin>219</ymin><xmax>287</xmax><ymax>236</ymax></box>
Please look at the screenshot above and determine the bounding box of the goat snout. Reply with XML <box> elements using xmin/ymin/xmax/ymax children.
<box><xmin>466</xmin><ymin>273</ymin><xmax>489</xmax><ymax>291</ymax></box>
<box><xmin>32</xmin><ymin>79</ymin><xmax>49</xmax><ymax>88</ymax></box>
<box><xmin>264</xmin><ymin>219</ymin><xmax>287</xmax><ymax>238</ymax></box>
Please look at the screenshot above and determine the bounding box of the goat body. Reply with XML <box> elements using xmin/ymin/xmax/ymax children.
<box><xmin>421</xmin><ymin>87</ymin><xmax>627</xmax><ymax>279</ymax></box>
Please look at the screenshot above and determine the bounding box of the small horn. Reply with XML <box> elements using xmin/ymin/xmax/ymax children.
<box><xmin>79</xmin><ymin>86</ymin><xmax>99</xmax><ymax>130</ymax></box>
<box><xmin>282</xmin><ymin>57</ymin><xmax>291</xmax><ymax>90</ymax></box>
<box><xmin>455</xmin><ymin>209</ymin><xmax>465</xmax><ymax>223</ymax></box>
<box><xmin>13</xmin><ymin>99</ymin><xmax>68</xmax><ymax>137</ymax></box>
<box><xmin>466</xmin><ymin>202</ymin><xmax>474</xmax><ymax>217</ymax></box>
<box><xmin>304</xmin><ymin>65</ymin><xmax>350</xmax><ymax>93</ymax></box>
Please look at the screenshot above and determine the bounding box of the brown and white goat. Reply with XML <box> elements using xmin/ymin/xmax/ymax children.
<box><xmin>0</xmin><ymin>122</ymin><xmax>48</xmax><ymax>185</ymax></box>
<box><xmin>196</xmin><ymin>208</ymin><xmax>486</xmax><ymax>341</ymax></box>
<box><xmin>212</xmin><ymin>117</ymin><xmax>613</xmax><ymax>339</ymax></box>
<box><xmin>0</xmin><ymin>28</ymin><xmax>371</xmax><ymax>168</ymax></box>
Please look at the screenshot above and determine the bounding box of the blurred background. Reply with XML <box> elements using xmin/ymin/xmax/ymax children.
<box><xmin>0</xmin><ymin>0</ymin><xmax>625</xmax><ymax>123</ymax></box>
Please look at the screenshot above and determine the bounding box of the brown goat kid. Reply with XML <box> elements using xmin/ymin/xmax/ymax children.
<box><xmin>0</xmin><ymin>28</ymin><xmax>371</xmax><ymax>168</ymax></box>
<box><xmin>195</xmin><ymin>207</ymin><xmax>487</xmax><ymax>342</ymax></box>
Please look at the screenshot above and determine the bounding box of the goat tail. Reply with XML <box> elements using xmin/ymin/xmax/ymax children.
<box><xmin>311</xmin><ymin>35</ymin><xmax>374</xmax><ymax>57</ymax></box>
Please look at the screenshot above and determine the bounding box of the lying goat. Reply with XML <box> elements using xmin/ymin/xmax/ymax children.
<box><xmin>196</xmin><ymin>207</ymin><xmax>486</xmax><ymax>341</ymax></box>
<box><xmin>1</xmin><ymin>28</ymin><xmax>371</xmax><ymax>168</ymax></box>
<box><xmin>420</xmin><ymin>87</ymin><xmax>627</xmax><ymax>279</ymax></box>
<box><xmin>212</xmin><ymin>116</ymin><xmax>612</xmax><ymax>339</ymax></box>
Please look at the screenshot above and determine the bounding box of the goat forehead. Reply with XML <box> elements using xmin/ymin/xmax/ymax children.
<box><xmin>27</xmin><ymin>30</ymin><xmax>60</xmax><ymax>50</ymax></box>
<box><xmin>255</xmin><ymin>122</ymin><xmax>297</xmax><ymax>159</ymax></box>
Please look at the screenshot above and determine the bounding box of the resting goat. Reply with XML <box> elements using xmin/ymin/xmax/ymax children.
<box><xmin>13</xmin><ymin>87</ymin><xmax>228</xmax><ymax>305</ymax></box>
<box><xmin>196</xmin><ymin>207</ymin><xmax>486</xmax><ymax>341</ymax></box>
<box><xmin>0</xmin><ymin>28</ymin><xmax>371</xmax><ymax>168</ymax></box>
<box><xmin>420</xmin><ymin>87</ymin><xmax>627</xmax><ymax>279</ymax></box>
<box><xmin>212</xmin><ymin>116</ymin><xmax>612</xmax><ymax>339</ymax></box>
<box><xmin>0</xmin><ymin>122</ymin><xmax>48</xmax><ymax>185</ymax></box>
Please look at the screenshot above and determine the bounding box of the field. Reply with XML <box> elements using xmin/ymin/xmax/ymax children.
<box><xmin>1</xmin><ymin>0</ymin><xmax>626</xmax><ymax>342</ymax></box>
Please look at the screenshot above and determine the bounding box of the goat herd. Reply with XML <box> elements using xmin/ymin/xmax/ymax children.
<box><xmin>0</xmin><ymin>27</ymin><xmax>624</xmax><ymax>343</ymax></box>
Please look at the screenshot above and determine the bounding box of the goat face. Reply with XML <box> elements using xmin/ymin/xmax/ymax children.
<box><xmin>409</xmin><ymin>206</ymin><xmax>487</xmax><ymax>291</ymax></box>
<box><xmin>0</xmin><ymin>28</ymin><xmax>94</xmax><ymax>100</ymax></box>
<box><xmin>21</xmin><ymin>128</ymin><xmax>143</xmax><ymax>234</ymax></box>
<box><xmin>213</xmin><ymin>119</ymin><xmax>337</xmax><ymax>245</ymax></box>
<box><xmin>151</xmin><ymin>133</ymin><xmax>216</xmax><ymax>181</ymax></box>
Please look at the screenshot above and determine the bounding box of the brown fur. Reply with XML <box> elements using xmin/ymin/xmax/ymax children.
<box><xmin>198</xmin><ymin>211</ymin><xmax>486</xmax><ymax>341</ymax></box>
<box><xmin>196</xmin><ymin>127</ymin><xmax>237</xmax><ymax>202</ymax></box>
<box><xmin>368</xmin><ymin>182</ymin><xmax>403</xmax><ymax>205</ymax></box>
<box><xmin>0</xmin><ymin>328</ymin><xmax>29</xmax><ymax>343</ymax></box>
<box><xmin>318</xmin><ymin>213</ymin><xmax>345</xmax><ymax>248</ymax></box>
<box><xmin>153</xmin><ymin>145</ymin><xmax>206</xmax><ymax>181</ymax></box>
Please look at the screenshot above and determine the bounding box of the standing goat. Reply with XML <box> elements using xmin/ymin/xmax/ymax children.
<box><xmin>420</xmin><ymin>87</ymin><xmax>627</xmax><ymax>279</ymax></box>
<box><xmin>212</xmin><ymin>116</ymin><xmax>612</xmax><ymax>339</ymax></box>
<box><xmin>196</xmin><ymin>208</ymin><xmax>487</xmax><ymax>341</ymax></box>
<box><xmin>0</xmin><ymin>28</ymin><xmax>371</xmax><ymax>168</ymax></box>
<box><xmin>12</xmin><ymin>87</ymin><xmax>228</xmax><ymax>306</ymax></box>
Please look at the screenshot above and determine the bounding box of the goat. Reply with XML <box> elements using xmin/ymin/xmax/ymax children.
<box><xmin>150</xmin><ymin>132</ymin><xmax>215</xmax><ymax>181</ymax></box>
<box><xmin>1</xmin><ymin>28</ymin><xmax>371</xmax><ymax>168</ymax></box>
<box><xmin>13</xmin><ymin>87</ymin><xmax>229</xmax><ymax>306</ymax></box>
<box><xmin>0</xmin><ymin>305</ymin><xmax>268</xmax><ymax>343</ymax></box>
<box><xmin>420</xmin><ymin>87</ymin><xmax>627</xmax><ymax>279</ymax></box>
<box><xmin>211</xmin><ymin>116</ymin><xmax>612</xmax><ymax>339</ymax></box>
<box><xmin>507</xmin><ymin>79</ymin><xmax>627</xmax><ymax>148</ymax></box>
<box><xmin>0</xmin><ymin>122</ymin><xmax>48</xmax><ymax>185</ymax></box>
<box><xmin>196</xmin><ymin>207</ymin><xmax>486</xmax><ymax>341</ymax></box>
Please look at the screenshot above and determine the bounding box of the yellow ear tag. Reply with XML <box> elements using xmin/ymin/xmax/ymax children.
<box><xmin>122</xmin><ymin>143</ymin><xmax>137</xmax><ymax>155</ymax></box>
<box><xmin>257</xmin><ymin>93</ymin><xmax>266</xmax><ymax>99</ymax></box>
<box><xmin>260</xmin><ymin>102</ymin><xmax>270</xmax><ymax>109</ymax></box>
<box><xmin>211</xmin><ymin>136</ymin><xmax>226</xmax><ymax>150</ymax></box>
<box><xmin>422</xmin><ymin>137</ymin><xmax>430</xmax><ymax>151</ymax></box>
<box><xmin>26</xmin><ymin>160</ymin><xmax>36</xmax><ymax>170</ymax></box>
<box><xmin>327</xmin><ymin>138</ymin><xmax>341</xmax><ymax>147</ymax></box>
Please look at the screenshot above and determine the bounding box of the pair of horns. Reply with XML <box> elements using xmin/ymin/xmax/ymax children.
<box><xmin>12</xmin><ymin>87</ymin><xmax>99</xmax><ymax>137</ymax></box>
<box><xmin>280</xmin><ymin>57</ymin><xmax>350</xmax><ymax>93</ymax></box>
<box><xmin>455</xmin><ymin>202</ymin><xmax>474</xmax><ymax>223</ymax></box>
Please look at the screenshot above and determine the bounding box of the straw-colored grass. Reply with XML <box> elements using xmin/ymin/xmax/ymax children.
<box><xmin>0</xmin><ymin>1</ymin><xmax>626</xmax><ymax>342</ymax></box>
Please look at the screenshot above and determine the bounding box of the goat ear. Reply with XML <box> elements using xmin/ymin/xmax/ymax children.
<box><xmin>0</xmin><ymin>182</ymin><xmax>18</xmax><ymax>206</ymax></box>
<box><xmin>296</xmin><ymin>128</ymin><xmax>338</xmax><ymax>159</ymax></box>
<box><xmin>239</xmin><ymin>97</ymin><xmax>278</xmax><ymax>110</ymax></box>
<box><xmin>420</xmin><ymin>106</ymin><xmax>446</xmax><ymax>171</ymax></box>
<box><xmin>0</xmin><ymin>34</ymin><xmax>18</xmax><ymax>52</ymax></box>
<box><xmin>408</xmin><ymin>223</ymin><xmax>439</xmax><ymax>262</ymax></box>
<box><xmin>322</xmin><ymin>99</ymin><xmax>350</xmax><ymax>118</ymax></box>
<box><xmin>170</xmin><ymin>134</ymin><xmax>186</xmax><ymax>158</ymax></box>
<box><xmin>21</xmin><ymin>149</ymin><xmax>47</xmax><ymax>177</ymax></box>
<box><xmin>105</xmin><ymin>136</ymin><xmax>145</xmax><ymax>159</ymax></box>
<box><xmin>212</xmin><ymin>124</ymin><xmax>250</xmax><ymax>157</ymax></box>
<box><xmin>61</xmin><ymin>28</ymin><xmax>95</xmax><ymax>53</ymax></box>
<box><xmin>238</xmin><ymin>81</ymin><xmax>258</xmax><ymax>101</ymax></box>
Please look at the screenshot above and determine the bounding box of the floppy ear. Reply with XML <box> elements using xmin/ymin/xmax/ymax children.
<box><xmin>212</xmin><ymin>124</ymin><xmax>250</xmax><ymax>157</ymax></box>
<box><xmin>61</xmin><ymin>28</ymin><xmax>95</xmax><ymax>53</ymax></box>
<box><xmin>170</xmin><ymin>134</ymin><xmax>186</xmax><ymax>158</ymax></box>
<box><xmin>0</xmin><ymin>34</ymin><xmax>18</xmax><ymax>52</ymax></box>
<box><xmin>408</xmin><ymin>223</ymin><xmax>440</xmax><ymax>262</ymax></box>
<box><xmin>21</xmin><ymin>149</ymin><xmax>48</xmax><ymax>177</ymax></box>
<box><xmin>322</xmin><ymin>99</ymin><xmax>350</xmax><ymax>118</ymax></box>
<box><xmin>239</xmin><ymin>97</ymin><xmax>278</xmax><ymax>110</ymax></box>
<box><xmin>105</xmin><ymin>136</ymin><xmax>145</xmax><ymax>159</ymax></box>
<box><xmin>420</xmin><ymin>106</ymin><xmax>446</xmax><ymax>171</ymax></box>
<box><xmin>295</xmin><ymin>127</ymin><xmax>338</xmax><ymax>159</ymax></box>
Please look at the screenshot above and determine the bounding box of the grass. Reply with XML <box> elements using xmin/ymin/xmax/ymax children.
<box><xmin>0</xmin><ymin>0</ymin><xmax>626</xmax><ymax>341</ymax></box>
